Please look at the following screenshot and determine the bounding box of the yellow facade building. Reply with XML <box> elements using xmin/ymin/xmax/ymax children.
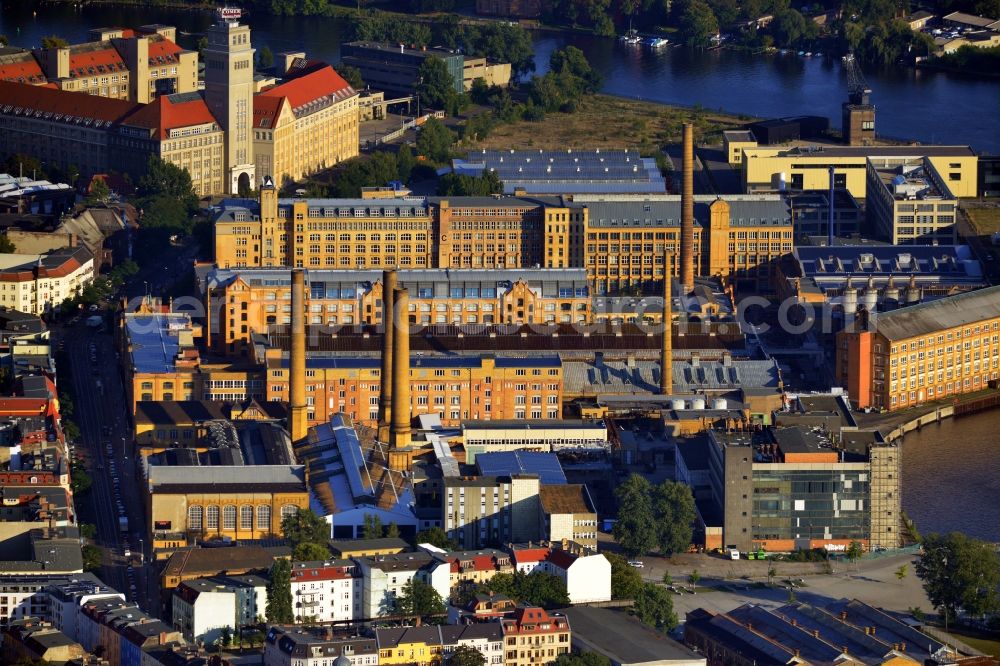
<box><xmin>741</xmin><ymin>145</ymin><xmax>978</xmax><ymax>199</ymax></box>
<box><xmin>253</xmin><ymin>61</ymin><xmax>359</xmax><ymax>187</ymax></box>
<box><xmin>203</xmin><ymin>266</ymin><xmax>590</xmax><ymax>353</ymax></box>
<box><xmin>836</xmin><ymin>285</ymin><xmax>1000</xmax><ymax>411</ymax></box>
<box><xmin>377</xmin><ymin>626</ymin><xmax>443</xmax><ymax>666</ymax></box>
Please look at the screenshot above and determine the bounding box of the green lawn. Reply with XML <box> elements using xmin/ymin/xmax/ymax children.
<box><xmin>940</xmin><ymin>628</ymin><xmax>1000</xmax><ymax>659</ymax></box>
<box><xmin>966</xmin><ymin>206</ymin><xmax>1000</xmax><ymax>236</ymax></box>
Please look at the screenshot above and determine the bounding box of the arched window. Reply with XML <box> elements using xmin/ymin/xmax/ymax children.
<box><xmin>280</xmin><ymin>504</ymin><xmax>298</xmax><ymax>522</ymax></box>
<box><xmin>257</xmin><ymin>504</ymin><xmax>271</xmax><ymax>530</ymax></box>
<box><xmin>188</xmin><ymin>505</ymin><xmax>203</xmax><ymax>530</ymax></box>
<box><xmin>206</xmin><ymin>505</ymin><xmax>220</xmax><ymax>529</ymax></box>
<box><xmin>240</xmin><ymin>505</ymin><xmax>254</xmax><ymax>530</ymax></box>
<box><xmin>223</xmin><ymin>505</ymin><xmax>236</xmax><ymax>530</ymax></box>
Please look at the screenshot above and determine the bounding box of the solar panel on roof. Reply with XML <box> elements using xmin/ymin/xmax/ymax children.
<box><xmin>476</xmin><ymin>452</ymin><xmax>567</xmax><ymax>485</ymax></box>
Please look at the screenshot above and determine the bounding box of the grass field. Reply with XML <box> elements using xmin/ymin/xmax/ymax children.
<box><xmin>464</xmin><ymin>94</ymin><xmax>753</xmax><ymax>154</ymax></box>
<box><xmin>940</xmin><ymin>627</ymin><xmax>1000</xmax><ymax>659</ymax></box>
<box><xmin>966</xmin><ymin>206</ymin><xmax>1000</xmax><ymax>236</ymax></box>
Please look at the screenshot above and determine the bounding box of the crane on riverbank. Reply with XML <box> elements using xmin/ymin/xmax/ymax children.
<box><xmin>841</xmin><ymin>53</ymin><xmax>876</xmax><ymax>145</ymax></box>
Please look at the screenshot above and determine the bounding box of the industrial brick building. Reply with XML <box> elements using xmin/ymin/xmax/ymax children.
<box><xmin>836</xmin><ymin>285</ymin><xmax>1000</xmax><ymax>411</ymax></box>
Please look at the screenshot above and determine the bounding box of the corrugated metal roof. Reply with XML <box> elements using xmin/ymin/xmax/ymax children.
<box><xmin>871</xmin><ymin>284</ymin><xmax>1000</xmax><ymax>341</ymax></box>
<box><xmin>476</xmin><ymin>451</ymin><xmax>566</xmax><ymax>484</ymax></box>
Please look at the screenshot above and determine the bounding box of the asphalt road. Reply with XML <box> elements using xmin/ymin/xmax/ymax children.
<box><xmin>59</xmin><ymin>322</ymin><xmax>160</xmax><ymax>616</ymax></box>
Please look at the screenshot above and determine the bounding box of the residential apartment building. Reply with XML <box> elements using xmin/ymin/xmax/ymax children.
<box><xmin>538</xmin><ymin>485</ymin><xmax>598</xmax><ymax>551</ymax></box>
<box><xmin>253</xmin><ymin>61</ymin><xmax>359</xmax><ymax>187</ymax></box>
<box><xmin>836</xmin><ymin>285</ymin><xmax>1000</xmax><ymax>411</ymax></box>
<box><xmin>0</xmin><ymin>247</ymin><xmax>94</xmax><ymax>315</ymax></box>
<box><xmin>865</xmin><ymin>157</ymin><xmax>958</xmax><ymax>244</ymax></box>
<box><xmin>0</xmin><ymin>25</ymin><xmax>197</xmax><ymax>103</ymax></box>
<box><xmin>377</xmin><ymin>626</ymin><xmax>444</xmax><ymax>666</ymax></box>
<box><xmin>203</xmin><ymin>266</ymin><xmax>590</xmax><ymax>352</ymax></box>
<box><xmin>443</xmin><ymin>475</ymin><xmax>541</xmax><ymax>549</ymax></box>
<box><xmin>171</xmin><ymin>575</ymin><xmax>267</xmax><ymax>644</ymax></box>
<box><xmin>501</xmin><ymin>606</ymin><xmax>571</xmax><ymax>666</ymax></box>
<box><xmin>144</xmin><ymin>465</ymin><xmax>309</xmax><ymax>545</ymax></box>
<box><xmin>264</xmin><ymin>626</ymin><xmax>378</xmax><ymax>666</ymax></box>
<box><xmin>264</xmin><ymin>354</ymin><xmax>563</xmax><ymax>429</ymax></box>
<box><xmin>508</xmin><ymin>544</ymin><xmax>611</xmax><ymax>604</ymax></box>
<box><xmin>740</xmin><ymin>145</ymin><xmax>978</xmax><ymax>199</ymax></box>
<box><xmin>354</xmin><ymin>552</ymin><xmax>450</xmax><ymax>620</ymax></box>
<box><xmin>431</xmin><ymin>548</ymin><xmax>514</xmax><ymax>591</ymax></box>
<box><xmin>289</xmin><ymin>560</ymin><xmax>363</xmax><ymax>624</ymax></box>
<box><xmin>441</xmin><ymin>624</ymin><xmax>504</xmax><ymax>666</ymax></box>
<box><xmin>706</xmin><ymin>426</ymin><xmax>901</xmax><ymax>553</ymax></box>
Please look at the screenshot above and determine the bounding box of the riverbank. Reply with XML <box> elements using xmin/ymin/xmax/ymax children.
<box><xmin>853</xmin><ymin>388</ymin><xmax>1000</xmax><ymax>442</ymax></box>
<box><xmin>463</xmin><ymin>94</ymin><xmax>753</xmax><ymax>153</ymax></box>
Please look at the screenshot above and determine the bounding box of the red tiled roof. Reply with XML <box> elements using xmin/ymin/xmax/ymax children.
<box><xmin>252</xmin><ymin>95</ymin><xmax>285</xmax><ymax>129</ymax></box>
<box><xmin>291</xmin><ymin>565</ymin><xmax>354</xmax><ymax>583</ymax></box>
<box><xmin>0</xmin><ymin>52</ymin><xmax>46</xmax><ymax>85</ymax></box>
<box><xmin>122</xmin><ymin>92</ymin><xmax>217</xmax><ymax>140</ymax></box>
<box><xmin>545</xmin><ymin>549</ymin><xmax>577</xmax><ymax>570</ymax></box>
<box><xmin>0</xmin><ymin>397</ymin><xmax>49</xmax><ymax>417</ymax></box>
<box><xmin>147</xmin><ymin>35</ymin><xmax>183</xmax><ymax>65</ymax></box>
<box><xmin>511</xmin><ymin>547</ymin><xmax>549</xmax><ymax>565</ymax></box>
<box><xmin>0</xmin><ymin>80</ymin><xmax>138</xmax><ymax>123</ymax></box>
<box><xmin>67</xmin><ymin>42</ymin><xmax>128</xmax><ymax>79</ymax></box>
<box><xmin>258</xmin><ymin>65</ymin><xmax>354</xmax><ymax>110</ymax></box>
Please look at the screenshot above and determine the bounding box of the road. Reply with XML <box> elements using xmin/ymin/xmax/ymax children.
<box><xmin>58</xmin><ymin>321</ymin><xmax>161</xmax><ymax>616</ymax></box>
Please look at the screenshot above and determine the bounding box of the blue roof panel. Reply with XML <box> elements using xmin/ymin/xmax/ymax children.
<box><xmin>476</xmin><ymin>451</ymin><xmax>567</xmax><ymax>485</ymax></box>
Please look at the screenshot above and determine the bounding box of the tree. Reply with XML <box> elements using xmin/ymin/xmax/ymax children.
<box><xmin>86</xmin><ymin>178</ymin><xmax>111</xmax><ymax>205</ymax></box>
<box><xmin>80</xmin><ymin>523</ymin><xmax>97</xmax><ymax>540</ymax></box>
<box><xmin>688</xmin><ymin>569</ymin><xmax>701</xmax><ymax>591</ymax></box>
<box><xmin>281</xmin><ymin>507</ymin><xmax>330</xmax><ymax>550</ymax></box>
<box><xmin>437</xmin><ymin>170</ymin><xmax>503</xmax><ymax>196</ymax></box>
<box><xmin>449</xmin><ymin>645</ymin><xmax>487</xmax><ymax>666</ymax></box>
<box><xmin>767</xmin><ymin>566</ymin><xmax>777</xmax><ymax>586</ymax></box>
<box><xmin>607</xmin><ymin>553</ymin><xmax>643</xmax><ymax>600</ymax></box>
<box><xmin>554</xmin><ymin>653</ymin><xmax>612</xmax><ymax>666</ymax></box>
<box><xmin>41</xmin><ymin>35</ymin><xmax>69</xmax><ymax>49</ymax></box>
<box><xmin>82</xmin><ymin>544</ymin><xmax>102</xmax><ymax>572</ymax></box>
<box><xmin>417</xmin><ymin>57</ymin><xmax>466</xmax><ymax>115</ymax></box>
<box><xmin>138</xmin><ymin>155</ymin><xmax>197</xmax><ymax>214</ymax></box>
<box><xmin>395</xmin><ymin>577</ymin><xmax>446</xmax><ymax>617</ymax></box>
<box><xmin>632</xmin><ymin>583</ymin><xmax>678</xmax><ymax>631</ymax></box>
<box><xmin>293</xmin><ymin>541</ymin><xmax>331</xmax><ymax>562</ymax></box>
<box><xmin>334</xmin><ymin>63</ymin><xmax>365</xmax><ymax>90</ymax></box>
<box><xmin>219</xmin><ymin>625</ymin><xmax>233</xmax><ymax>647</ymax></box>
<box><xmin>0</xmin><ymin>35</ymin><xmax>8</xmax><ymax>47</ymax></box>
<box><xmin>652</xmin><ymin>481</ymin><xmax>696</xmax><ymax>556</ymax></box>
<box><xmin>415</xmin><ymin>117</ymin><xmax>455</xmax><ymax>164</ymax></box>
<box><xmin>397</xmin><ymin>144</ymin><xmax>416</xmax><ymax>184</ymax></box>
<box><xmin>415</xmin><ymin>527</ymin><xmax>458</xmax><ymax>551</ymax></box>
<box><xmin>916</xmin><ymin>532</ymin><xmax>1000</xmax><ymax>620</ymax></box>
<box><xmin>71</xmin><ymin>467</ymin><xmax>92</xmax><ymax>495</ymax></box>
<box><xmin>258</xmin><ymin>45</ymin><xmax>274</xmax><ymax>70</ymax></box>
<box><xmin>895</xmin><ymin>564</ymin><xmax>908</xmax><ymax>585</ymax></box>
<box><xmin>362</xmin><ymin>514</ymin><xmax>384</xmax><ymax>539</ymax></box>
<box><xmin>613</xmin><ymin>474</ymin><xmax>657</xmax><ymax>558</ymax></box>
<box><xmin>266</xmin><ymin>558</ymin><xmax>294</xmax><ymax>623</ymax></box>
<box><xmin>386</xmin><ymin>522</ymin><xmax>401</xmax><ymax>539</ymax></box>
<box><xmin>0</xmin><ymin>235</ymin><xmax>15</xmax><ymax>254</ymax></box>
<box><xmin>549</xmin><ymin>45</ymin><xmax>601</xmax><ymax>94</ymax></box>
<box><xmin>676</xmin><ymin>0</ymin><xmax>719</xmax><ymax>47</ymax></box>
<box><xmin>487</xmin><ymin>570</ymin><xmax>569</xmax><ymax>608</ymax></box>
<box><xmin>846</xmin><ymin>540</ymin><xmax>864</xmax><ymax>567</ymax></box>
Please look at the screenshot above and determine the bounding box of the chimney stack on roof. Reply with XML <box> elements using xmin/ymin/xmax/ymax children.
<box><xmin>680</xmin><ymin>122</ymin><xmax>695</xmax><ymax>293</ymax></box>
<box><xmin>290</xmin><ymin>268</ymin><xmax>307</xmax><ymax>443</ymax></box>
<box><xmin>378</xmin><ymin>269</ymin><xmax>397</xmax><ymax>444</ymax></box>
<box><xmin>660</xmin><ymin>252</ymin><xmax>672</xmax><ymax>395</ymax></box>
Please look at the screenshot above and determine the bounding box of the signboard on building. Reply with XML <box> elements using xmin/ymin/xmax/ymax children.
<box><xmin>218</xmin><ymin>6</ymin><xmax>243</xmax><ymax>21</ymax></box>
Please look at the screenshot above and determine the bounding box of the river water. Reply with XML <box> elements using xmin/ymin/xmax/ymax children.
<box><xmin>2</xmin><ymin>2</ymin><xmax>999</xmax><ymax>152</ymax></box>
<box><xmin>901</xmin><ymin>410</ymin><xmax>1000</xmax><ymax>542</ymax></box>
<box><xmin>3</xmin><ymin>2</ymin><xmax>999</xmax><ymax>540</ymax></box>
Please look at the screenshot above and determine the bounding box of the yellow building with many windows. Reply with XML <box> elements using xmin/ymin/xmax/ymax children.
<box><xmin>253</xmin><ymin>61</ymin><xmax>359</xmax><ymax>188</ymax></box>
<box><xmin>836</xmin><ymin>285</ymin><xmax>1000</xmax><ymax>411</ymax></box>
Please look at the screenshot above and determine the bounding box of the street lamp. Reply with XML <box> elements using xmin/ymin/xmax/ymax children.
<box><xmin>137</xmin><ymin>537</ymin><xmax>144</xmax><ymax>565</ymax></box>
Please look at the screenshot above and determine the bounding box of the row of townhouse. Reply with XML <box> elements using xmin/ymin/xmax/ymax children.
<box><xmin>263</xmin><ymin>605</ymin><xmax>569</xmax><ymax>666</ymax></box>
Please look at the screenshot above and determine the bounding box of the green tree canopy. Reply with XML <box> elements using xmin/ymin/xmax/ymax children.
<box><xmin>266</xmin><ymin>558</ymin><xmax>294</xmax><ymax>623</ymax></box>
<box><xmin>282</xmin><ymin>507</ymin><xmax>330</xmax><ymax>549</ymax></box>
<box><xmin>676</xmin><ymin>0</ymin><xmax>719</xmax><ymax>46</ymax></box>
<box><xmin>549</xmin><ymin>45</ymin><xmax>602</xmax><ymax>94</ymax></box>
<box><xmin>0</xmin><ymin>234</ymin><xmax>15</xmax><ymax>254</ymax></box>
<box><xmin>417</xmin><ymin>57</ymin><xmax>466</xmax><ymax>115</ymax></box>
<box><xmin>415</xmin><ymin>527</ymin><xmax>458</xmax><ymax>550</ymax></box>
<box><xmin>916</xmin><ymin>532</ymin><xmax>1000</xmax><ymax>619</ymax></box>
<box><xmin>258</xmin><ymin>45</ymin><xmax>274</xmax><ymax>70</ymax></box>
<box><xmin>449</xmin><ymin>644</ymin><xmax>488</xmax><ymax>666</ymax></box>
<box><xmin>554</xmin><ymin>653</ymin><xmax>612</xmax><ymax>666</ymax></box>
<box><xmin>362</xmin><ymin>514</ymin><xmax>385</xmax><ymax>540</ymax></box>
<box><xmin>652</xmin><ymin>481</ymin><xmax>696</xmax><ymax>556</ymax></box>
<box><xmin>138</xmin><ymin>155</ymin><xmax>198</xmax><ymax>213</ymax></box>
<box><xmin>386</xmin><ymin>522</ymin><xmax>401</xmax><ymax>539</ymax></box>
<box><xmin>486</xmin><ymin>570</ymin><xmax>569</xmax><ymax>608</ymax></box>
<box><xmin>334</xmin><ymin>63</ymin><xmax>365</xmax><ymax>90</ymax></box>
<box><xmin>416</xmin><ymin>117</ymin><xmax>455</xmax><ymax>164</ymax></box>
<box><xmin>606</xmin><ymin>553</ymin><xmax>643</xmax><ymax>600</ymax></box>
<box><xmin>395</xmin><ymin>577</ymin><xmax>446</xmax><ymax>617</ymax></box>
<box><xmin>632</xmin><ymin>583</ymin><xmax>679</xmax><ymax>631</ymax></box>
<box><xmin>437</xmin><ymin>170</ymin><xmax>502</xmax><ymax>196</ymax></box>
<box><xmin>613</xmin><ymin>474</ymin><xmax>657</xmax><ymax>558</ymax></box>
<box><xmin>41</xmin><ymin>35</ymin><xmax>69</xmax><ymax>49</ymax></box>
<box><xmin>86</xmin><ymin>178</ymin><xmax>111</xmax><ymax>205</ymax></box>
<box><xmin>82</xmin><ymin>544</ymin><xmax>102</xmax><ymax>572</ymax></box>
<box><xmin>293</xmin><ymin>541</ymin><xmax>332</xmax><ymax>562</ymax></box>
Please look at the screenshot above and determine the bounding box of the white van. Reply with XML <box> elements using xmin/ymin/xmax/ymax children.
<box><xmin>729</xmin><ymin>549</ymin><xmax>740</xmax><ymax>560</ymax></box>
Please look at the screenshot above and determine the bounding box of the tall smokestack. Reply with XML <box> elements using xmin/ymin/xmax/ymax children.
<box><xmin>680</xmin><ymin>122</ymin><xmax>695</xmax><ymax>293</ymax></box>
<box><xmin>660</xmin><ymin>253</ymin><xmax>672</xmax><ymax>395</ymax></box>
<box><xmin>290</xmin><ymin>268</ymin><xmax>308</xmax><ymax>443</ymax></box>
<box><xmin>390</xmin><ymin>287</ymin><xmax>411</xmax><ymax>450</ymax></box>
<box><xmin>377</xmin><ymin>270</ymin><xmax>397</xmax><ymax>443</ymax></box>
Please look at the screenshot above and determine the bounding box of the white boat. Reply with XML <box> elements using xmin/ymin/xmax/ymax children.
<box><xmin>644</xmin><ymin>36</ymin><xmax>669</xmax><ymax>48</ymax></box>
<box><xmin>619</xmin><ymin>29</ymin><xmax>641</xmax><ymax>45</ymax></box>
